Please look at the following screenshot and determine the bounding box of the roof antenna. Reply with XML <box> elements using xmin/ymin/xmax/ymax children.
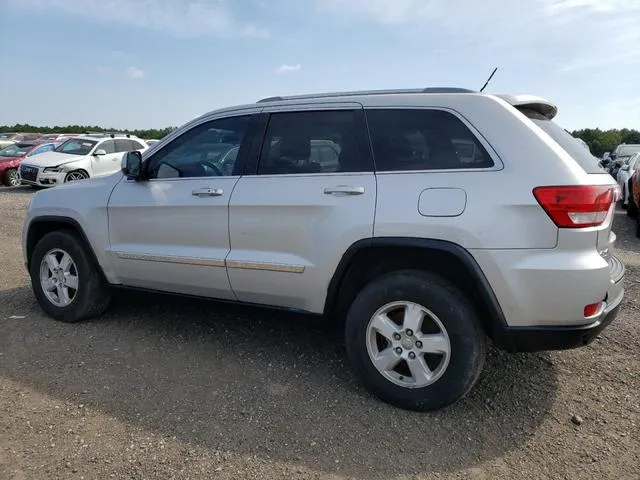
<box><xmin>480</xmin><ymin>67</ymin><xmax>498</xmax><ymax>92</ymax></box>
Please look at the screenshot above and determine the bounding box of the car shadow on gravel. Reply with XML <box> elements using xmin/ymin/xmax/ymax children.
<box><xmin>0</xmin><ymin>286</ymin><xmax>559</xmax><ymax>478</ymax></box>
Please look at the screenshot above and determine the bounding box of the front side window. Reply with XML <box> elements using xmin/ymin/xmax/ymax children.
<box><xmin>98</xmin><ymin>139</ymin><xmax>116</xmax><ymax>154</ymax></box>
<box><xmin>146</xmin><ymin>115</ymin><xmax>250</xmax><ymax>179</ymax></box>
<box><xmin>257</xmin><ymin>110</ymin><xmax>368</xmax><ymax>175</ymax></box>
<box><xmin>366</xmin><ymin>109</ymin><xmax>494</xmax><ymax>171</ymax></box>
<box><xmin>54</xmin><ymin>139</ymin><xmax>98</xmax><ymax>155</ymax></box>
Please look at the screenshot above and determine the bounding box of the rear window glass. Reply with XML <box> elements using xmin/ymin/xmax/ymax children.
<box><xmin>520</xmin><ymin>108</ymin><xmax>604</xmax><ymax>174</ymax></box>
<box><xmin>366</xmin><ymin>109</ymin><xmax>494</xmax><ymax>171</ymax></box>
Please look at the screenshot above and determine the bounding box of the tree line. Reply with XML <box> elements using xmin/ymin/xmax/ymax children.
<box><xmin>571</xmin><ymin>128</ymin><xmax>640</xmax><ymax>158</ymax></box>
<box><xmin>0</xmin><ymin>124</ymin><xmax>175</xmax><ymax>140</ymax></box>
<box><xmin>2</xmin><ymin>123</ymin><xmax>638</xmax><ymax>158</ymax></box>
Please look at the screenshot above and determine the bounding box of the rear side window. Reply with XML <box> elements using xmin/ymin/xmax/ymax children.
<box><xmin>257</xmin><ymin>110</ymin><xmax>371</xmax><ymax>175</ymax></box>
<box><xmin>366</xmin><ymin>109</ymin><xmax>494</xmax><ymax>171</ymax></box>
<box><xmin>519</xmin><ymin>108</ymin><xmax>603</xmax><ymax>174</ymax></box>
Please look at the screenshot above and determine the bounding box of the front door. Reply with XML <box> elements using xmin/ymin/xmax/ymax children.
<box><xmin>91</xmin><ymin>139</ymin><xmax>121</xmax><ymax>177</ymax></box>
<box><xmin>227</xmin><ymin>106</ymin><xmax>377</xmax><ymax>313</ymax></box>
<box><xmin>107</xmin><ymin>113</ymin><xmax>256</xmax><ymax>298</ymax></box>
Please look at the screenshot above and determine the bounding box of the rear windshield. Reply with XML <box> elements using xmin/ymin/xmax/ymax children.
<box><xmin>519</xmin><ymin>108</ymin><xmax>604</xmax><ymax>174</ymax></box>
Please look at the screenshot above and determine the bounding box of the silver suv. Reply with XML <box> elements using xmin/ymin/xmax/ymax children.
<box><xmin>22</xmin><ymin>88</ymin><xmax>625</xmax><ymax>411</ymax></box>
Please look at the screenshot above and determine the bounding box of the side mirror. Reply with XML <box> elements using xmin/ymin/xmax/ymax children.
<box><xmin>621</xmin><ymin>165</ymin><xmax>630</xmax><ymax>171</ymax></box>
<box><xmin>121</xmin><ymin>150</ymin><xmax>143</xmax><ymax>180</ymax></box>
<box><xmin>94</xmin><ymin>149</ymin><xmax>107</xmax><ymax>156</ymax></box>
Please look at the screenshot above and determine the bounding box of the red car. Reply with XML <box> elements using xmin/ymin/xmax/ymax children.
<box><xmin>0</xmin><ymin>142</ymin><xmax>57</xmax><ymax>186</ymax></box>
<box><xmin>629</xmin><ymin>168</ymin><xmax>640</xmax><ymax>238</ymax></box>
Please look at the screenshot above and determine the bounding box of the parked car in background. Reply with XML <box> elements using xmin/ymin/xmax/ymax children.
<box><xmin>628</xmin><ymin>168</ymin><xmax>640</xmax><ymax>237</ymax></box>
<box><xmin>0</xmin><ymin>132</ymin><xmax>41</xmax><ymax>148</ymax></box>
<box><xmin>609</xmin><ymin>143</ymin><xmax>640</xmax><ymax>179</ymax></box>
<box><xmin>617</xmin><ymin>152</ymin><xmax>640</xmax><ymax>208</ymax></box>
<box><xmin>0</xmin><ymin>142</ymin><xmax>57</xmax><ymax>186</ymax></box>
<box><xmin>36</xmin><ymin>133</ymin><xmax>80</xmax><ymax>143</ymax></box>
<box><xmin>19</xmin><ymin>134</ymin><xmax>147</xmax><ymax>187</ymax></box>
<box><xmin>144</xmin><ymin>139</ymin><xmax>159</xmax><ymax>145</ymax></box>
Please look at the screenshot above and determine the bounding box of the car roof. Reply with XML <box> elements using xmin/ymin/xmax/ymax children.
<box><xmin>188</xmin><ymin>88</ymin><xmax>560</xmax><ymax>124</ymax></box>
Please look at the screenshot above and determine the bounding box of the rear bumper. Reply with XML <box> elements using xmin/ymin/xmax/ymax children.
<box><xmin>493</xmin><ymin>286</ymin><xmax>624</xmax><ymax>352</ymax></box>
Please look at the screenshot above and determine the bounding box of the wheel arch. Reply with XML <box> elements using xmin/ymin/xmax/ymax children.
<box><xmin>26</xmin><ymin>216</ymin><xmax>106</xmax><ymax>281</ymax></box>
<box><xmin>323</xmin><ymin>237</ymin><xmax>508</xmax><ymax>339</ymax></box>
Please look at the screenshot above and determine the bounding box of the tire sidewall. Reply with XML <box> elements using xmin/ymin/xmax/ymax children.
<box><xmin>30</xmin><ymin>231</ymin><xmax>98</xmax><ymax>322</ymax></box>
<box><xmin>4</xmin><ymin>168</ymin><xmax>19</xmax><ymax>187</ymax></box>
<box><xmin>345</xmin><ymin>271</ymin><xmax>486</xmax><ymax>411</ymax></box>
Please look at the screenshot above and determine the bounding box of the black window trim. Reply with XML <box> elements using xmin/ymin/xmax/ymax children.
<box><xmin>244</xmin><ymin>107</ymin><xmax>375</xmax><ymax>176</ymax></box>
<box><xmin>363</xmin><ymin>106</ymin><xmax>504</xmax><ymax>174</ymax></box>
<box><xmin>140</xmin><ymin>112</ymin><xmax>260</xmax><ymax>181</ymax></box>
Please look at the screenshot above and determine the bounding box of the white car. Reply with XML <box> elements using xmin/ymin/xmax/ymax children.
<box><xmin>617</xmin><ymin>151</ymin><xmax>640</xmax><ymax>207</ymax></box>
<box><xmin>19</xmin><ymin>135</ymin><xmax>147</xmax><ymax>187</ymax></box>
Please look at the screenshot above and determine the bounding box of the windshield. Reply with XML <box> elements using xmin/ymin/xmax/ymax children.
<box><xmin>0</xmin><ymin>143</ymin><xmax>33</xmax><ymax>157</ymax></box>
<box><xmin>27</xmin><ymin>143</ymin><xmax>56</xmax><ymax>157</ymax></box>
<box><xmin>519</xmin><ymin>108</ymin><xmax>604</xmax><ymax>174</ymax></box>
<box><xmin>54</xmin><ymin>138</ymin><xmax>98</xmax><ymax>155</ymax></box>
<box><xmin>615</xmin><ymin>145</ymin><xmax>640</xmax><ymax>158</ymax></box>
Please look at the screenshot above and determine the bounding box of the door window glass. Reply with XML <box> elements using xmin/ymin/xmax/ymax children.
<box><xmin>366</xmin><ymin>109</ymin><xmax>494</xmax><ymax>171</ymax></box>
<box><xmin>146</xmin><ymin>115</ymin><xmax>250</xmax><ymax>179</ymax></box>
<box><xmin>257</xmin><ymin>110</ymin><xmax>368</xmax><ymax>175</ymax></box>
<box><xmin>98</xmin><ymin>139</ymin><xmax>116</xmax><ymax>154</ymax></box>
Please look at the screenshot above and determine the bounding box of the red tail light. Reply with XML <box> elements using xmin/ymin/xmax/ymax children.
<box><xmin>533</xmin><ymin>185</ymin><xmax>615</xmax><ymax>228</ymax></box>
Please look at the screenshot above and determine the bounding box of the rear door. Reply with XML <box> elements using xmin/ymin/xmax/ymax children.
<box><xmin>226</xmin><ymin>104</ymin><xmax>376</xmax><ymax>313</ymax></box>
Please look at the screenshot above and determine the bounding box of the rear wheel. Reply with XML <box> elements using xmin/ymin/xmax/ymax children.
<box><xmin>3</xmin><ymin>168</ymin><xmax>20</xmax><ymax>187</ymax></box>
<box><xmin>30</xmin><ymin>230</ymin><xmax>110</xmax><ymax>322</ymax></box>
<box><xmin>345</xmin><ymin>270</ymin><xmax>486</xmax><ymax>411</ymax></box>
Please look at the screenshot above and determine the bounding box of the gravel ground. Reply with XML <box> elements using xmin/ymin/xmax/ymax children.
<box><xmin>0</xmin><ymin>186</ymin><xmax>638</xmax><ymax>480</ymax></box>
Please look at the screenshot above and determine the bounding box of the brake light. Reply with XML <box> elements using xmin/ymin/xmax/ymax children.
<box><xmin>533</xmin><ymin>185</ymin><xmax>614</xmax><ymax>228</ymax></box>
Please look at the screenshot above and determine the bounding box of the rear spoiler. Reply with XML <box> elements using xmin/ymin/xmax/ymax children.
<box><xmin>494</xmin><ymin>94</ymin><xmax>558</xmax><ymax>120</ymax></box>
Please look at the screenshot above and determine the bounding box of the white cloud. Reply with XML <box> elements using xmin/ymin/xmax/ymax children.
<box><xmin>5</xmin><ymin>0</ymin><xmax>269</xmax><ymax>39</ymax></box>
<box><xmin>125</xmin><ymin>66</ymin><xmax>146</xmax><ymax>79</ymax></box>
<box><xmin>317</xmin><ymin>0</ymin><xmax>640</xmax><ymax>74</ymax></box>
<box><xmin>275</xmin><ymin>63</ymin><xmax>301</xmax><ymax>74</ymax></box>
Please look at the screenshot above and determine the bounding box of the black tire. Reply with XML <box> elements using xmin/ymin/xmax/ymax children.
<box><xmin>30</xmin><ymin>230</ymin><xmax>110</xmax><ymax>322</ymax></box>
<box><xmin>636</xmin><ymin>215</ymin><xmax>640</xmax><ymax>239</ymax></box>
<box><xmin>3</xmin><ymin>168</ymin><xmax>20</xmax><ymax>187</ymax></box>
<box><xmin>64</xmin><ymin>170</ymin><xmax>89</xmax><ymax>182</ymax></box>
<box><xmin>627</xmin><ymin>180</ymin><xmax>638</xmax><ymax>218</ymax></box>
<box><xmin>345</xmin><ymin>270</ymin><xmax>486</xmax><ymax>411</ymax></box>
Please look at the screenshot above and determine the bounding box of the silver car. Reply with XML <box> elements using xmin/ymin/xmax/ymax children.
<box><xmin>21</xmin><ymin>88</ymin><xmax>624</xmax><ymax>411</ymax></box>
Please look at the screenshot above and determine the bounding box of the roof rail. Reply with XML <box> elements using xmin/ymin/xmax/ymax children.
<box><xmin>256</xmin><ymin>87</ymin><xmax>475</xmax><ymax>103</ymax></box>
<box><xmin>82</xmin><ymin>131</ymin><xmax>131</xmax><ymax>138</ymax></box>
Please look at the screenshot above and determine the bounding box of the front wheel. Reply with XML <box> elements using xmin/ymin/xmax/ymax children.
<box><xmin>64</xmin><ymin>170</ymin><xmax>89</xmax><ymax>182</ymax></box>
<box><xmin>30</xmin><ymin>230</ymin><xmax>110</xmax><ymax>322</ymax></box>
<box><xmin>3</xmin><ymin>168</ymin><xmax>20</xmax><ymax>187</ymax></box>
<box><xmin>345</xmin><ymin>270</ymin><xmax>486</xmax><ymax>411</ymax></box>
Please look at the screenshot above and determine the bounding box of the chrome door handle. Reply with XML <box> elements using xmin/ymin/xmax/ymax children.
<box><xmin>192</xmin><ymin>188</ymin><xmax>224</xmax><ymax>197</ymax></box>
<box><xmin>323</xmin><ymin>185</ymin><xmax>365</xmax><ymax>196</ymax></box>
